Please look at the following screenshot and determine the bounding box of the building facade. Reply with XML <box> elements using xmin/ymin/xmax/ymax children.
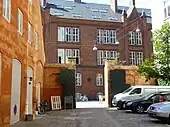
<box><xmin>42</xmin><ymin>0</ymin><xmax>153</xmax><ymax>100</ymax></box>
<box><xmin>0</xmin><ymin>0</ymin><xmax>45</xmax><ymax>126</ymax></box>
<box><xmin>152</xmin><ymin>0</ymin><xmax>170</xmax><ymax>30</ymax></box>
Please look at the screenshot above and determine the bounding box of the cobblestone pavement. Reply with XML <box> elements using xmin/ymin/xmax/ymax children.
<box><xmin>12</xmin><ymin>108</ymin><xmax>170</xmax><ymax>127</ymax></box>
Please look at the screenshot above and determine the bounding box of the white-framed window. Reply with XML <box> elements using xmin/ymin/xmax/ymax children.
<box><xmin>164</xmin><ymin>0</ymin><xmax>170</xmax><ymax>19</ymax></box>
<box><xmin>58</xmin><ymin>49</ymin><xmax>65</xmax><ymax>64</ymax></box>
<box><xmin>3</xmin><ymin>0</ymin><xmax>11</xmax><ymax>21</ymax></box>
<box><xmin>110</xmin><ymin>30</ymin><xmax>116</xmax><ymax>44</ymax></box>
<box><xmin>73</xmin><ymin>28</ymin><xmax>79</xmax><ymax>42</ymax></box>
<box><xmin>58</xmin><ymin>27</ymin><xmax>80</xmax><ymax>42</ymax></box>
<box><xmin>136</xmin><ymin>32</ymin><xmax>142</xmax><ymax>45</ymax></box>
<box><xmin>96</xmin><ymin>73</ymin><xmax>103</xmax><ymax>86</ymax></box>
<box><xmin>35</xmin><ymin>31</ymin><xmax>39</xmax><ymax>50</ymax></box>
<box><xmin>58</xmin><ymin>49</ymin><xmax>80</xmax><ymax>64</ymax></box>
<box><xmin>130</xmin><ymin>51</ymin><xmax>143</xmax><ymax>65</ymax></box>
<box><xmin>97</xmin><ymin>29</ymin><xmax>116</xmax><ymax>44</ymax></box>
<box><xmin>18</xmin><ymin>9</ymin><xmax>23</xmax><ymax>35</ymax></box>
<box><xmin>97</xmin><ymin>50</ymin><xmax>117</xmax><ymax>65</ymax></box>
<box><xmin>129</xmin><ymin>32</ymin><xmax>135</xmax><ymax>45</ymax></box>
<box><xmin>28</xmin><ymin>22</ymin><xmax>31</xmax><ymax>43</ymax></box>
<box><xmin>129</xmin><ymin>51</ymin><xmax>136</xmax><ymax>65</ymax></box>
<box><xmin>76</xmin><ymin>73</ymin><xmax>82</xmax><ymax>86</ymax></box>
<box><xmin>136</xmin><ymin>52</ymin><xmax>143</xmax><ymax>65</ymax></box>
<box><xmin>65</xmin><ymin>27</ymin><xmax>72</xmax><ymax>42</ymax></box>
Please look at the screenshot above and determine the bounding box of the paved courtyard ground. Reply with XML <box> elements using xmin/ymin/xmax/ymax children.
<box><xmin>12</xmin><ymin>107</ymin><xmax>170</xmax><ymax>127</ymax></box>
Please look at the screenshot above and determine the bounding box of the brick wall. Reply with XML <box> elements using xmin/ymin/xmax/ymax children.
<box><xmin>42</xmin><ymin>6</ymin><xmax>153</xmax><ymax>99</ymax></box>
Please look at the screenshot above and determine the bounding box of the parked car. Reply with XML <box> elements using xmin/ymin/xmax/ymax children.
<box><xmin>147</xmin><ymin>101</ymin><xmax>170</xmax><ymax>124</ymax></box>
<box><xmin>123</xmin><ymin>92</ymin><xmax>170</xmax><ymax>113</ymax></box>
<box><xmin>112</xmin><ymin>86</ymin><xmax>170</xmax><ymax>109</ymax></box>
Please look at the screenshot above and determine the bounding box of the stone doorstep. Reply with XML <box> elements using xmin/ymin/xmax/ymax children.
<box><xmin>25</xmin><ymin>114</ymin><xmax>35</xmax><ymax>121</ymax></box>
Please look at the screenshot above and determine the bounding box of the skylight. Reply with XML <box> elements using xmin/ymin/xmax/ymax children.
<box><xmin>57</xmin><ymin>5</ymin><xmax>64</xmax><ymax>9</ymax></box>
<box><xmin>91</xmin><ymin>9</ymin><xmax>99</xmax><ymax>12</ymax></box>
<box><xmin>85</xmin><ymin>6</ymin><xmax>90</xmax><ymax>8</ymax></box>
<box><xmin>92</xmin><ymin>15</ymin><xmax>102</xmax><ymax>19</ymax></box>
<box><xmin>65</xmin><ymin>6</ymin><xmax>73</xmax><ymax>10</ymax></box>
<box><xmin>54</xmin><ymin>12</ymin><xmax>64</xmax><ymax>16</ymax></box>
<box><xmin>72</xmin><ymin>13</ymin><xmax>82</xmax><ymax>18</ymax></box>
<box><xmin>100</xmin><ymin>9</ymin><xmax>107</xmax><ymax>13</ymax></box>
<box><xmin>108</xmin><ymin>17</ymin><xmax>118</xmax><ymax>21</ymax></box>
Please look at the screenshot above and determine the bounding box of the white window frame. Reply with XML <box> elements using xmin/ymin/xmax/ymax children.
<box><xmin>110</xmin><ymin>30</ymin><xmax>116</xmax><ymax>44</ymax></box>
<box><xmin>96</xmin><ymin>73</ymin><xmax>103</xmax><ymax>86</ymax></box>
<box><xmin>130</xmin><ymin>51</ymin><xmax>143</xmax><ymax>66</ymax></box>
<box><xmin>136</xmin><ymin>52</ymin><xmax>143</xmax><ymax>65</ymax></box>
<box><xmin>58</xmin><ymin>27</ymin><xmax>80</xmax><ymax>42</ymax></box>
<box><xmin>136</xmin><ymin>32</ymin><xmax>142</xmax><ymax>45</ymax></box>
<box><xmin>73</xmin><ymin>49</ymin><xmax>80</xmax><ymax>64</ymax></box>
<box><xmin>97</xmin><ymin>29</ymin><xmax>102</xmax><ymax>43</ymax></box>
<box><xmin>58</xmin><ymin>49</ymin><xmax>80</xmax><ymax>64</ymax></box>
<box><xmin>58</xmin><ymin>49</ymin><xmax>65</xmax><ymax>64</ymax></box>
<box><xmin>129</xmin><ymin>32</ymin><xmax>135</xmax><ymax>45</ymax></box>
<box><xmin>164</xmin><ymin>0</ymin><xmax>170</xmax><ymax>19</ymax></box>
<box><xmin>65</xmin><ymin>27</ymin><xmax>72</xmax><ymax>42</ymax></box>
<box><xmin>97</xmin><ymin>50</ymin><xmax>117</xmax><ymax>65</ymax></box>
<box><xmin>97</xmin><ymin>29</ymin><xmax>116</xmax><ymax>44</ymax></box>
<box><xmin>28</xmin><ymin>22</ymin><xmax>31</xmax><ymax>43</ymax></box>
<box><xmin>76</xmin><ymin>73</ymin><xmax>82</xmax><ymax>86</ymax></box>
<box><xmin>65</xmin><ymin>49</ymin><xmax>73</xmax><ymax>63</ymax></box>
<box><xmin>130</xmin><ymin>51</ymin><xmax>136</xmax><ymax>65</ymax></box>
<box><xmin>72</xmin><ymin>28</ymin><xmax>79</xmax><ymax>42</ymax></box>
<box><xmin>3</xmin><ymin>0</ymin><xmax>11</xmax><ymax>22</ymax></box>
<box><xmin>35</xmin><ymin>31</ymin><xmax>39</xmax><ymax>50</ymax></box>
<box><xmin>18</xmin><ymin>9</ymin><xmax>23</xmax><ymax>35</ymax></box>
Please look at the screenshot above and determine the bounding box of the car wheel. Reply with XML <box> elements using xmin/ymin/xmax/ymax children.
<box><xmin>167</xmin><ymin>114</ymin><xmax>170</xmax><ymax>124</ymax></box>
<box><xmin>136</xmin><ymin>105</ymin><xmax>144</xmax><ymax>114</ymax></box>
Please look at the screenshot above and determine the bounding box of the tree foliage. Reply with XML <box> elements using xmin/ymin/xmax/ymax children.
<box><xmin>138</xmin><ymin>22</ymin><xmax>170</xmax><ymax>85</ymax></box>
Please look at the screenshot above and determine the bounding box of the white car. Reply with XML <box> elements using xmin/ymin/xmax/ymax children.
<box><xmin>147</xmin><ymin>101</ymin><xmax>170</xmax><ymax>123</ymax></box>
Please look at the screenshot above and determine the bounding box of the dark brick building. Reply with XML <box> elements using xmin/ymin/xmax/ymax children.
<box><xmin>42</xmin><ymin>0</ymin><xmax>153</xmax><ymax>100</ymax></box>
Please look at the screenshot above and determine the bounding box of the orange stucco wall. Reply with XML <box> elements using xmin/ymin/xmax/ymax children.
<box><xmin>0</xmin><ymin>0</ymin><xmax>45</xmax><ymax>126</ymax></box>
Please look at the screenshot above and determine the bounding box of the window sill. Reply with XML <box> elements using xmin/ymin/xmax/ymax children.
<box><xmin>129</xmin><ymin>44</ymin><xmax>142</xmax><ymax>46</ymax></box>
<box><xmin>17</xmin><ymin>30</ymin><xmax>23</xmax><ymax>36</ymax></box>
<box><xmin>57</xmin><ymin>41</ymin><xmax>80</xmax><ymax>43</ymax></box>
<box><xmin>96</xmin><ymin>85</ymin><xmax>104</xmax><ymax>87</ymax></box>
<box><xmin>3</xmin><ymin>15</ymin><xmax>11</xmax><ymax>23</ymax></box>
<box><xmin>76</xmin><ymin>85</ymin><xmax>82</xmax><ymax>87</ymax></box>
<box><xmin>164</xmin><ymin>16</ymin><xmax>170</xmax><ymax>21</ymax></box>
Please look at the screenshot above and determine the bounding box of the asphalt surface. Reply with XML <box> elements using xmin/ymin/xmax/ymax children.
<box><xmin>12</xmin><ymin>108</ymin><xmax>170</xmax><ymax>127</ymax></box>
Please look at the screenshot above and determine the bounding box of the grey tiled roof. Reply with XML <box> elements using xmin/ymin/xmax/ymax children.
<box><xmin>45</xmin><ymin>0</ymin><xmax>152</xmax><ymax>23</ymax></box>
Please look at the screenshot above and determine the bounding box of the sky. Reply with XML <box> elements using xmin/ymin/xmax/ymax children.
<box><xmin>81</xmin><ymin>0</ymin><xmax>153</xmax><ymax>9</ymax></box>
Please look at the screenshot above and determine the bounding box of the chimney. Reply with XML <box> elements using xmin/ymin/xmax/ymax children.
<box><xmin>74</xmin><ymin>0</ymin><xmax>81</xmax><ymax>3</ymax></box>
<box><xmin>121</xmin><ymin>8</ymin><xmax>127</xmax><ymax>22</ymax></box>
<box><xmin>129</xmin><ymin>0</ymin><xmax>135</xmax><ymax>7</ymax></box>
<box><xmin>110</xmin><ymin>0</ymin><xmax>117</xmax><ymax>13</ymax></box>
